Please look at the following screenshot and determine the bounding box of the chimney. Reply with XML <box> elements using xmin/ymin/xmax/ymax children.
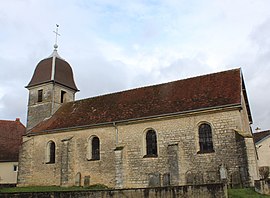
<box><xmin>15</xmin><ymin>118</ymin><xmax>20</xmax><ymax>122</ymax></box>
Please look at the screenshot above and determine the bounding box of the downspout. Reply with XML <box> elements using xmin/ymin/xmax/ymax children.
<box><xmin>113</xmin><ymin>122</ymin><xmax>118</xmax><ymax>146</ymax></box>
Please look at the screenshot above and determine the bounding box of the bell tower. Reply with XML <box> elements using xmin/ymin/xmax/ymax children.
<box><xmin>26</xmin><ymin>26</ymin><xmax>79</xmax><ymax>130</ymax></box>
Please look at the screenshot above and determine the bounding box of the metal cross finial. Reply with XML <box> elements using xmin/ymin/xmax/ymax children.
<box><xmin>53</xmin><ymin>24</ymin><xmax>60</xmax><ymax>50</ymax></box>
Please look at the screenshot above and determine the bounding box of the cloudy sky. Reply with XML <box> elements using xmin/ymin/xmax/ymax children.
<box><xmin>0</xmin><ymin>0</ymin><xmax>270</xmax><ymax>131</ymax></box>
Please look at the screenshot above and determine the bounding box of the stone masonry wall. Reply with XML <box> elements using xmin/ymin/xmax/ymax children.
<box><xmin>18</xmin><ymin>107</ymin><xmax>252</xmax><ymax>188</ymax></box>
<box><xmin>119</xmin><ymin>109</ymin><xmax>248</xmax><ymax>188</ymax></box>
<box><xmin>0</xmin><ymin>184</ymin><xmax>227</xmax><ymax>198</ymax></box>
<box><xmin>238</xmin><ymin>94</ymin><xmax>259</xmax><ymax>184</ymax></box>
<box><xmin>17</xmin><ymin>137</ymin><xmax>34</xmax><ymax>185</ymax></box>
<box><xmin>18</xmin><ymin>127</ymin><xmax>116</xmax><ymax>187</ymax></box>
<box><xmin>27</xmin><ymin>83</ymin><xmax>75</xmax><ymax>130</ymax></box>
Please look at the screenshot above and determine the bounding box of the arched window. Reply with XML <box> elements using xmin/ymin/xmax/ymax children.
<box><xmin>145</xmin><ymin>130</ymin><xmax>158</xmax><ymax>157</ymax></box>
<box><xmin>92</xmin><ymin>137</ymin><xmax>100</xmax><ymax>160</ymax></box>
<box><xmin>198</xmin><ymin>123</ymin><xmax>214</xmax><ymax>153</ymax></box>
<box><xmin>46</xmin><ymin>141</ymin><xmax>56</xmax><ymax>163</ymax></box>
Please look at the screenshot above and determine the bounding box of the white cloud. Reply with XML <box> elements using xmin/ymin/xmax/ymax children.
<box><xmin>0</xmin><ymin>0</ymin><xmax>270</xmax><ymax>131</ymax></box>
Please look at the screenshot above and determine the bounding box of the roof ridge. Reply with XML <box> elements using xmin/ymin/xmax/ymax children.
<box><xmin>0</xmin><ymin>119</ymin><xmax>18</xmax><ymax>123</ymax></box>
<box><xmin>76</xmin><ymin>67</ymin><xmax>241</xmax><ymax>103</ymax></box>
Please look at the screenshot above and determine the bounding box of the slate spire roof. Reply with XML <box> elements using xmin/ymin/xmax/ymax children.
<box><xmin>29</xmin><ymin>68</ymin><xmax>252</xmax><ymax>134</ymax></box>
<box><xmin>0</xmin><ymin>118</ymin><xmax>26</xmax><ymax>162</ymax></box>
<box><xmin>26</xmin><ymin>47</ymin><xmax>78</xmax><ymax>91</ymax></box>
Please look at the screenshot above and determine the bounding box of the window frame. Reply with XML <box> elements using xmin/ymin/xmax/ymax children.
<box><xmin>91</xmin><ymin>136</ymin><xmax>100</xmax><ymax>160</ymax></box>
<box><xmin>60</xmin><ymin>90</ymin><xmax>67</xmax><ymax>103</ymax></box>
<box><xmin>197</xmin><ymin>123</ymin><xmax>214</xmax><ymax>154</ymax></box>
<box><xmin>143</xmin><ymin>129</ymin><xmax>158</xmax><ymax>158</ymax></box>
<box><xmin>37</xmin><ymin>89</ymin><xmax>43</xmax><ymax>102</ymax></box>
<box><xmin>87</xmin><ymin>136</ymin><xmax>100</xmax><ymax>161</ymax></box>
<box><xmin>13</xmin><ymin>165</ymin><xmax>18</xmax><ymax>172</ymax></box>
<box><xmin>46</xmin><ymin>141</ymin><xmax>56</xmax><ymax>164</ymax></box>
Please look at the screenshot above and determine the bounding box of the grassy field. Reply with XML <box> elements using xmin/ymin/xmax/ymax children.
<box><xmin>0</xmin><ymin>184</ymin><xmax>109</xmax><ymax>193</ymax></box>
<box><xmin>1</xmin><ymin>186</ymin><xmax>270</xmax><ymax>197</ymax></box>
<box><xmin>228</xmin><ymin>188</ymin><xmax>270</xmax><ymax>198</ymax></box>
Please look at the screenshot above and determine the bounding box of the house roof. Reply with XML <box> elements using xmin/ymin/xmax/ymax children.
<box><xmin>0</xmin><ymin>118</ymin><xmax>26</xmax><ymax>162</ymax></box>
<box><xmin>29</xmin><ymin>68</ymin><xmax>250</xmax><ymax>134</ymax></box>
<box><xmin>253</xmin><ymin>130</ymin><xmax>270</xmax><ymax>144</ymax></box>
<box><xmin>26</xmin><ymin>50</ymin><xmax>78</xmax><ymax>91</ymax></box>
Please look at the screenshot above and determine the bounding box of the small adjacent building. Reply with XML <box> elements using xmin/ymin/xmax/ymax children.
<box><xmin>0</xmin><ymin>118</ymin><xmax>26</xmax><ymax>186</ymax></box>
<box><xmin>254</xmin><ymin>130</ymin><xmax>270</xmax><ymax>168</ymax></box>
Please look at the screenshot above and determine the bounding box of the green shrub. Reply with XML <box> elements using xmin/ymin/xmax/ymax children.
<box><xmin>85</xmin><ymin>184</ymin><xmax>110</xmax><ymax>190</ymax></box>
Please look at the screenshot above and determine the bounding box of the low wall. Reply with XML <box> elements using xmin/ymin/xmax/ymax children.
<box><xmin>254</xmin><ymin>179</ymin><xmax>270</xmax><ymax>195</ymax></box>
<box><xmin>0</xmin><ymin>184</ymin><xmax>16</xmax><ymax>188</ymax></box>
<box><xmin>0</xmin><ymin>183</ymin><xmax>227</xmax><ymax>198</ymax></box>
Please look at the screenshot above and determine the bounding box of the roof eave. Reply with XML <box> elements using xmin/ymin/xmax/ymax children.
<box><xmin>240</xmin><ymin>70</ymin><xmax>253</xmax><ymax>124</ymax></box>
<box><xmin>255</xmin><ymin>134</ymin><xmax>270</xmax><ymax>145</ymax></box>
<box><xmin>25</xmin><ymin>80</ymin><xmax>79</xmax><ymax>92</ymax></box>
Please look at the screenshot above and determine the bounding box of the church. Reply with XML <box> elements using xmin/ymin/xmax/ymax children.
<box><xmin>18</xmin><ymin>44</ymin><xmax>258</xmax><ymax>188</ymax></box>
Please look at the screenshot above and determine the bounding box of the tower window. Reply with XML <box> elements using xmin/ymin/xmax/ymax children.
<box><xmin>145</xmin><ymin>129</ymin><xmax>158</xmax><ymax>157</ymax></box>
<box><xmin>38</xmin><ymin>89</ymin><xmax>43</xmax><ymax>102</ymax></box>
<box><xmin>198</xmin><ymin>123</ymin><xmax>214</xmax><ymax>153</ymax></box>
<box><xmin>61</xmin><ymin>90</ymin><xmax>67</xmax><ymax>103</ymax></box>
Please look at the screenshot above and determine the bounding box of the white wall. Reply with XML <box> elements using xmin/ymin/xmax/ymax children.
<box><xmin>256</xmin><ymin>137</ymin><xmax>270</xmax><ymax>167</ymax></box>
<box><xmin>0</xmin><ymin>162</ymin><xmax>18</xmax><ymax>184</ymax></box>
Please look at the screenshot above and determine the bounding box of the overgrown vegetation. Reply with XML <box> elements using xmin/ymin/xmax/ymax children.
<box><xmin>0</xmin><ymin>184</ymin><xmax>109</xmax><ymax>193</ymax></box>
<box><xmin>228</xmin><ymin>188</ymin><xmax>270</xmax><ymax>198</ymax></box>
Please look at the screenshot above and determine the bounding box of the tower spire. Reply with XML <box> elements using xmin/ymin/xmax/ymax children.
<box><xmin>49</xmin><ymin>24</ymin><xmax>63</xmax><ymax>59</ymax></box>
<box><xmin>53</xmin><ymin>24</ymin><xmax>60</xmax><ymax>50</ymax></box>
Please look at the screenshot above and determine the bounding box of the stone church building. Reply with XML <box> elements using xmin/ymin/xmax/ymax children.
<box><xmin>18</xmin><ymin>46</ymin><xmax>258</xmax><ymax>188</ymax></box>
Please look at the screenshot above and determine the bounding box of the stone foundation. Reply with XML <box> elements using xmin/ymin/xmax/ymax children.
<box><xmin>0</xmin><ymin>183</ymin><xmax>227</xmax><ymax>198</ymax></box>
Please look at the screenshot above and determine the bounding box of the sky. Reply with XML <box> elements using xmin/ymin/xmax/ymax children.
<box><xmin>0</xmin><ymin>0</ymin><xmax>270</xmax><ymax>131</ymax></box>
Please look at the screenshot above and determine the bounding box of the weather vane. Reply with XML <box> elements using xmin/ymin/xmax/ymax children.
<box><xmin>53</xmin><ymin>24</ymin><xmax>60</xmax><ymax>50</ymax></box>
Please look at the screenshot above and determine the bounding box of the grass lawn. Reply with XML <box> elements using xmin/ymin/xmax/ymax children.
<box><xmin>1</xmin><ymin>186</ymin><xmax>270</xmax><ymax>197</ymax></box>
<box><xmin>228</xmin><ymin>188</ymin><xmax>270</xmax><ymax>198</ymax></box>
<box><xmin>0</xmin><ymin>184</ymin><xmax>109</xmax><ymax>193</ymax></box>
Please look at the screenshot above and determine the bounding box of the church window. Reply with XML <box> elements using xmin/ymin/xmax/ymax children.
<box><xmin>198</xmin><ymin>123</ymin><xmax>214</xmax><ymax>153</ymax></box>
<box><xmin>61</xmin><ymin>90</ymin><xmax>66</xmax><ymax>103</ymax></box>
<box><xmin>92</xmin><ymin>137</ymin><xmax>100</xmax><ymax>160</ymax></box>
<box><xmin>38</xmin><ymin>89</ymin><xmax>43</xmax><ymax>102</ymax></box>
<box><xmin>46</xmin><ymin>141</ymin><xmax>56</xmax><ymax>164</ymax></box>
<box><xmin>145</xmin><ymin>129</ymin><xmax>158</xmax><ymax>157</ymax></box>
<box><xmin>87</xmin><ymin>136</ymin><xmax>100</xmax><ymax>160</ymax></box>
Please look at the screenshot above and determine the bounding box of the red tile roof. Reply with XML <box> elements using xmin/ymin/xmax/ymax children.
<box><xmin>0</xmin><ymin>118</ymin><xmax>26</xmax><ymax>162</ymax></box>
<box><xmin>29</xmin><ymin>68</ymin><xmax>248</xmax><ymax>134</ymax></box>
<box><xmin>253</xmin><ymin>130</ymin><xmax>270</xmax><ymax>143</ymax></box>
